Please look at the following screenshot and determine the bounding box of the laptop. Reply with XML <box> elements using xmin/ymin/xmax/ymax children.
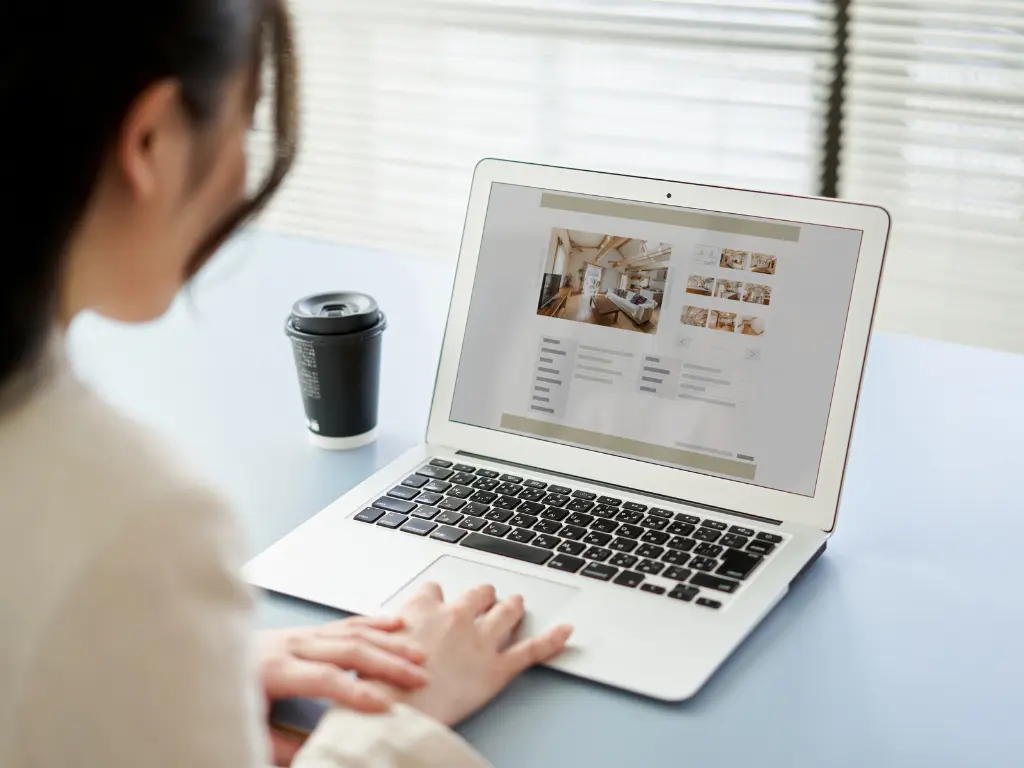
<box><xmin>245</xmin><ymin>159</ymin><xmax>890</xmax><ymax>701</ymax></box>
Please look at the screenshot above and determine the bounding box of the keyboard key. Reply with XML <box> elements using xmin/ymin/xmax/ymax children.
<box><xmin>616</xmin><ymin>510</ymin><xmax>644</xmax><ymax>525</ymax></box>
<box><xmin>415</xmin><ymin>491</ymin><xmax>444</xmax><ymax>506</ymax></box>
<box><xmin>695</xmin><ymin>542</ymin><xmax>723</xmax><ymax>558</ymax></box>
<box><xmin>560</xmin><ymin>525</ymin><xmax>587</xmax><ymax>541</ymax></box>
<box><xmin>690</xmin><ymin>556</ymin><xmax>717</xmax><ymax>572</ymax></box>
<box><xmin>693</xmin><ymin>528</ymin><xmax>722</xmax><ymax>543</ymax></box>
<box><xmin>549</xmin><ymin>485</ymin><xmax>572</xmax><ymax>495</ymax></box>
<box><xmin>581</xmin><ymin>563</ymin><xmax>617</xmax><ymax>581</ymax></box>
<box><xmin>591</xmin><ymin>518</ymin><xmax>619</xmax><ymax>534</ymax></box>
<box><xmin>495</xmin><ymin>482</ymin><xmax>521</xmax><ymax>497</ymax></box>
<box><xmin>446</xmin><ymin>485</ymin><xmax>474</xmax><ymax>499</ymax></box>
<box><xmin>567</xmin><ymin>499</ymin><xmax>595</xmax><ymax>513</ymax></box>
<box><xmin>721</xmin><ymin>534</ymin><xmax>749</xmax><ymax>549</ymax></box>
<box><xmin>435</xmin><ymin>511</ymin><xmax>464</xmax><ymax>525</ymax></box>
<box><xmin>641</xmin><ymin>530</ymin><xmax>670</xmax><ymax>545</ymax></box>
<box><xmin>518</xmin><ymin>500</ymin><xmax>545</xmax><ymax>514</ymax></box>
<box><xmin>729</xmin><ymin>526</ymin><xmax>755</xmax><ymax>537</ymax></box>
<box><xmin>464</xmin><ymin>502</ymin><xmax>489</xmax><ymax>517</ymax></box>
<box><xmin>567</xmin><ymin>512</ymin><xmax>595</xmax><ymax>527</ymax></box>
<box><xmin>583</xmin><ymin>546</ymin><xmax>611</xmax><ymax>562</ymax></box>
<box><xmin>667</xmin><ymin>521</ymin><xmax>695</xmax><ymax>536</ymax></box>
<box><xmin>609</xmin><ymin>553</ymin><xmax>638</xmax><ymax>569</ymax></box>
<box><xmin>543</xmin><ymin>493</ymin><xmax>570</xmax><ymax>507</ymax></box>
<box><xmin>637</xmin><ymin>559</ymin><xmax>664</xmax><ymax>576</ymax></box>
<box><xmin>664</xmin><ymin>566</ymin><xmax>693</xmax><ymax>582</ymax></box>
<box><xmin>450</xmin><ymin>472</ymin><xmax>476</xmax><ymax>486</ymax></box>
<box><xmin>534</xmin><ymin>519</ymin><xmax>562</xmax><ymax>535</ymax></box>
<box><xmin>453</xmin><ymin>463</ymin><xmax>476</xmax><ymax>473</ymax></box>
<box><xmin>756</xmin><ymin>532</ymin><xmax>784</xmax><ymax>544</ymax></box>
<box><xmin>418</xmin><ymin>465</ymin><xmax>453</xmax><ymax>480</ymax></box>
<box><xmin>640</xmin><ymin>584</ymin><xmax>666</xmax><ymax>595</ymax></box>
<box><xmin>592</xmin><ymin>504</ymin><xmax>618</xmax><ymax>519</ymax></box>
<box><xmin>508</xmin><ymin>528</ymin><xmax>537</xmax><ymax>544</ymax></box>
<box><xmin>354</xmin><ymin>508</ymin><xmax>384</xmax><ymax>524</ymax></box>
<box><xmin>377</xmin><ymin>512</ymin><xmax>408</xmax><ymax>529</ymax></box>
<box><xmin>412</xmin><ymin>506</ymin><xmax>440</xmax><ymax>520</ymax></box>
<box><xmin>493</xmin><ymin>496</ymin><xmax>522</xmax><ymax>511</ymax></box>
<box><xmin>668</xmin><ymin>585</ymin><xmax>699</xmax><ymax>602</ymax></box>
<box><xmin>424</xmin><ymin>480</ymin><xmax>451</xmax><ymax>493</ymax></box>
<box><xmin>648</xmin><ymin>507</ymin><xmax>673</xmax><ymax>518</ymax></box>
<box><xmin>533</xmin><ymin>534</ymin><xmax>560</xmax><ymax>549</ymax></box>
<box><xmin>747</xmin><ymin>541</ymin><xmax>776</xmax><ymax>556</ymax></box>
<box><xmin>524</xmin><ymin>479</ymin><xmax>547</xmax><ymax>489</ymax></box>
<box><xmin>518</xmin><ymin>488</ymin><xmax>546</xmax><ymax>503</ymax></box>
<box><xmin>471</xmin><ymin>491</ymin><xmax>498</xmax><ymax>504</ymax></box>
<box><xmin>667</xmin><ymin>536</ymin><xmax>696</xmax><ymax>552</ymax></box>
<box><xmin>572</xmin><ymin>490</ymin><xmax>597</xmax><ymax>501</ymax></box>
<box><xmin>696</xmin><ymin>598</ymin><xmax>722</xmax><ymax>610</ymax></box>
<box><xmin>623</xmin><ymin>501</ymin><xmax>648</xmax><ymax>513</ymax></box>
<box><xmin>485</xmin><ymin>508</ymin><xmax>513</xmax><ymax>523</ymax></box>
<box><xmin>438</xmin><ymin>497</ymin><xmax>467</xmax><ymax>511</ymax></box>
<box><xmin>431</xmin><ymin>525</ymin><xmax>466</xmax><ymax>543</ymax></box>
<box><xmin>510</xmin><ymin>513</ymin><xmax>539</xmax><ymax>528</ymax></box>
<box><xmin>482</xmin><ymin>522</ymin><xmax>511</xmax><ymax>538</ymax></box>
<box><xmin>476</xmin><ymin>469</ymin><xmax>499</xmax><ymax>478</ymax></box>
<box><xmin>402</xmin><ymin>475</ymin><xmax>429</xmax><ymax>489</ymax></box>
<box><xmin>597</xmin><ymin>496</ymin><xmax>622</xmax><ymax>506</ymax></box>
<box><xmin>473</xmin><ymin>479</ymin><xmax>499</xmax><ymax>492</ymax></box>
<box><xmin>617</xmin><ymin>524</ymin><xmax>643</xmax><ymax>539</ymax></box>
<box><xmin>500</xmin><ymin>474</ymin><xmax>523</xmax><ymax>483</ymax></box>
<box><xmin>637</xmin><ymin>543</ymin><xmax>665</xmax><ymax>559</ymax></box>
<box><xmin>691</xmin><ymin>573</ymin><xmax>741</xmax><ymax>593</ymax></box>
<box><xmin>461</xmin><ymin>532</ymin><xmax>553</xmax><ymax>565</ymax></box>
<box><xmin>430</xmin><ymin>459</ymin><xmax>453</xmax><ymax>468</ymax></box>
<box><xmin>541</xmin><ymin>507</ymin><xmax>568</xmax><ymax>522</ymax></box>
<box><xmin>613</xmin><ymin>571</ymin><xmax>645</xmax><ymax>589</ymax></box>
<box><xmin>675</xmin><ymin>513</ymin><xmax>701</xmax><ymax>525</ymax></box>
<box><xmin>582</xmin><ymin>531</ymin><xmax>612</xmax><ymax>546</ymax></box>
<box><xmin>610</xmin><ymin>537</ymin><xmax>638</xmax><ymax>553</ymax></box>
<box><xmin>702</xmin><ymin>520</ymin><xmax>727</xmax><ymax>531</ymax></box>
<box><xmin>663</xmin><ymin>550</ymin><xmax>691</xmax><ymax>566</ymax></box>
<box><xmin>718</xmin><ymin>550</ymin><xmax>763</xmax><ymax>580</ymax></box>
<box><xmin>557</xmin><ymin>540</ymin><xmax>586</xmax><ymax>556</ymax></box>
<box><xmin>548</xmin><ymin>554</ymin><xmax>585</xmax><ymax>573</ymax></box>
<box><xmin>641</xmin><ymin>516</ymin><xmax>669</xmax><ymax>531</ymax></box>
<box><xmin>459</xmin><ymin>516</ymin><xmax>487</xmax><ymax>531</ymax></box>
<box><xmin>402</xmin><ymin>519</ymin><xmax>437</xmax><ymax>536</ymax></box>
<box><xmin>373</xmin><ymin>497</ymin><xmax>416</xmax><ymax>515</ymax></box>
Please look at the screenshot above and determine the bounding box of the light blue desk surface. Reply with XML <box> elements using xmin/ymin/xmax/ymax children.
<box><xmin>70</xmin><ymin>232</ymin><xmax>1024</xmax><ymax>767</ymax></box>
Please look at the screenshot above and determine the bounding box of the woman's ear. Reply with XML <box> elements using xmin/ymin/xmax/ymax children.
<box><xmin>114</xmin><ymin>80</ymin><xmax>185</xmax><ymax>201</ymax></box>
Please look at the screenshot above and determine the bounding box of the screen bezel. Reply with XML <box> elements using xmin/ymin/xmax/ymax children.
<box><xmin>426</xmin><ymin>159</ymin><xmax>889</xmax><ymax>532</ymax></box>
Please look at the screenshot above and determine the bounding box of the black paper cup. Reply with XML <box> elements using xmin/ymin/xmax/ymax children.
<box><xmin>285</xmin><ymin>292</ymin><xmax>387</xmax><ymax>450</ymax></box>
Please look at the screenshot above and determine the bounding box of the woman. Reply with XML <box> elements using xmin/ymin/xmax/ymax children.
<box><xmin>0</xmin><ymin>1</ymin><xmax>572</xmax><ymax>766</ymax></box>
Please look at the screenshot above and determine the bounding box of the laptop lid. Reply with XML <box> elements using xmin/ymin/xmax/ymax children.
<box><xmin>427</xmin><ymin>160</ymin><xmax>889</xmax><ymax>532</ymax></box>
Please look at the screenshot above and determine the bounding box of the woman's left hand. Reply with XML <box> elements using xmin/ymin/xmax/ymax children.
<box><xmin>257</xmin><ymin>615</ymin><xmax>429</xmax><ymax>765</ymax></box>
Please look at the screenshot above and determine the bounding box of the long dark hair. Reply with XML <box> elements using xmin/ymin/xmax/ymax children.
<box><xmin>0</xmin><ymin>0</ymin><xmax>298</xmax><ymax>391</ymax></box>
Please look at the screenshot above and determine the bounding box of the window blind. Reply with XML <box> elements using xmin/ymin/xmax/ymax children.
<box><xmin>841</xmin><ymin>0</ymin><xmax>1024</xmax><ymax>347</ymax></box>
<box><xmin>250</xmin><ymin>0</ymin><xmax>837</xmax><ymax>262</ymax></box>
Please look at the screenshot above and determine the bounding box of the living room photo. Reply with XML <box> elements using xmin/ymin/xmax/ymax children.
<box><xmin>536</xmin><ymin>228</ymin><xmax>672</xmax><ymax>335</ymax></box>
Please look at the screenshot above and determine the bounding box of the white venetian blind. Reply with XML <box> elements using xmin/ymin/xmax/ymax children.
<box><xmin>252</xmin><ymin>0</ymin><xmax>836</xmax><ymax>262</ymax></box>
<box><xmin>842</xmin><ymin>0</ymin><xmax>1024</xmax><ymax>349</ymax></box>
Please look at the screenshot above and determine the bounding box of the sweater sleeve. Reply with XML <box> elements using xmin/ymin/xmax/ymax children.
<box><xmin>14</xmin><ymin>483</ymin><xmax>489</xmax><ymax>768</ymax></box>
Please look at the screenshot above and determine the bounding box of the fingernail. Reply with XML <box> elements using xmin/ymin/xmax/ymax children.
<box><xmin>368</xmin><ymin>690</ymin><xmax>392</xmax><ymax>708</ymax></box>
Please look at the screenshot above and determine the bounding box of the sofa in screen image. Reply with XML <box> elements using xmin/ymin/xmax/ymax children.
<box><xmin>604</xmin><ymin>288</ymin><xmax>659</xmax><ymax>326</ymax></box>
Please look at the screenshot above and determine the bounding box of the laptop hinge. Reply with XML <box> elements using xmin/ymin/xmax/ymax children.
<box><xmin>455</xmin><ymin>450</ymin><xmax>785</xmax><ymax>527</ymax></box>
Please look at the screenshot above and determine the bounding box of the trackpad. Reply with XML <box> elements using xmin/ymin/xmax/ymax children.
<box><xmin>381</xmin><ymin>555</ymin><xmax>580</xmax><ymax>641</ymax></box>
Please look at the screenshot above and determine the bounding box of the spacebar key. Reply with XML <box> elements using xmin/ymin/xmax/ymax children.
<box><xmin>460</xmin><ymin>533</ymin><xmax>553</xmax><ymax>565</ymax></box>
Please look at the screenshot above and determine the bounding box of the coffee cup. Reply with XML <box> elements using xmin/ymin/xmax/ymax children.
<box><xmin>285</xmin><ymin>292</ymin><xmax>387</xmax><ymax>449</ymax></box>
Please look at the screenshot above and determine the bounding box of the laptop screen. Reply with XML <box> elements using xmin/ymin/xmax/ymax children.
<box><xmin>449</xmin><ymin>183</ymin><xmax>864</xmax><ymax>497</ymax></box>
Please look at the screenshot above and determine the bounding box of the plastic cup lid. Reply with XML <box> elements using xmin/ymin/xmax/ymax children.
<box><xmin>289</xmin><ymin>292</ymin><xmax>382</xmax><ymax>335</ymax></box>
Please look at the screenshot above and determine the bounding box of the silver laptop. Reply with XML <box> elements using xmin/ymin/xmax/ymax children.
<box><xmin>245</xmin><ymin>160</ymin><xmax>890</xmax><ymax>701</ymax></box>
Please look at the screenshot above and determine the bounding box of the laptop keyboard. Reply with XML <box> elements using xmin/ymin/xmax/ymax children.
<box><xmin>353</xmin><ymin>459</ymin><xmax>787</xmax><ymax>610</ymax></box>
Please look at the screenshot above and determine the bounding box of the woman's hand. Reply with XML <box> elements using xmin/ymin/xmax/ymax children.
<box><xmin>257</xmin><ymin>616</ymin><xmax>429</xmax><ymax>764</ymax></box>
<box><xmin>371</xmin><ymin>583</ymin><xmax>573</xmax><ymax>727</ymax></box>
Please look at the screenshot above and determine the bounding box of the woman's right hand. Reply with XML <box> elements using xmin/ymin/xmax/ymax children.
<box><xmin>372</xmin><ymin>583</ymin><xmax>573</xmax><ymax>727</ymax></box>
